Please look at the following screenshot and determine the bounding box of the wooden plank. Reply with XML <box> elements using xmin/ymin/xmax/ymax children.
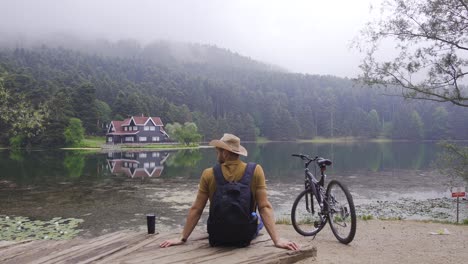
<box><xmin>95</xmin><ymin>232</ymin><xmax>316</xmax><ymax>264</ymax></box>
<box><xmin>0</xmin><ymin>232</ymin><xmax>138</xmax><ymax>264</ymax></box>
<box><xmin>0</xmin><ymin>240</ymin><xmax>72</xmax><ymax>264</ymax></box>
<box><xmin>36</xmin><ymin>232</ymin><xmax>151</xmax><ymax>264</ymax></box>
<box><xmin>95</xmin><ymin>233</ymin><xmax>172</xmax><ymax>263</ymax></box>
<box><xmin>0</xmin><ymin>231</ymin><xmax>316</xmax><ymax>264</ymax></box>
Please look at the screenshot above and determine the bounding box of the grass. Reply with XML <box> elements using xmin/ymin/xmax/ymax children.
<box><xmin>369</xmin><ymin>138</ymin><xmax>393</xmax><ymax>143</ymax></box>
<box><xmin>277</xmin><ymin>214</ymin><xmax>468</xmax><ymax>226</ymax></box>
<box><xmin>299</xmin><ymin>137</ymin><xmax>360</xmax><ymax>143</ymax></box>
<box><xmin>373</xmin><ymin>217</ymin><xmax>468</xmax><ymax>225</ymax></box>
<box><xmin>255</xmin><ymin>137</ymin><xmax>271</xmax><ymax>143</ymax></box>
<box><xmin>64</xmin><ymin>136</ymin><xmax>201</xmax><ymax>150</ymax></box>
<box><xmin>359</xmin><ymin>214</ymin><xmax>374</xmax><ymax>221</ymax></box>
<box><xmin>275</xmin><ymin>217</ymin><xmax>292</xmax><ymax>225</ymax></box>
<box><xmin>419</xmin><ymin>219</ymin><xmax>468</xmax><ymax>226</ymax></box>
<box><xmin>275</xmin><ymin>217</ymin><xmax>318</xmax><ymax>225</ymax></box>
<box><xmin>298</xmin><ymin>137</ymin><xmax>397</xmax><ymax>143</ymax></box>
<box><xmin>378</xmin><ymin>216</ymin><xmax>404</xmax><ymax>221</ymax></box>
<box><xmin>80</xmin><ymin>136</ymin><xmax>105</xmax><ymax>148</ymax></box>
<box><xmin>119</xmin><ymin>143</ymin><xmax>200</xmax><ymax>150</ymax></box>
<box><xmin>60</xmin><ymin>136</ymin><xmax>104</xmax><ymax>149</ymax></box>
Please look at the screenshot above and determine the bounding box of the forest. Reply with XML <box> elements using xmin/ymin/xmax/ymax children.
<box><xmin>0</xmin><ymin>39</ymin><xmax>467</xmax><ymax>148</ymax></box>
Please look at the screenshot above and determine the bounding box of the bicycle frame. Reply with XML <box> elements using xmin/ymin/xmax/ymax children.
<box><xmin>303</xmin><ymin>159</ymin><xmax>327</xmax><ymax>216</ymax></box>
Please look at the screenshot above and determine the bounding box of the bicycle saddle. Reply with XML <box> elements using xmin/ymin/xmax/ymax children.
<box><xmin>317</xmin><ymin>158</ymin><xmax>332</xmax><ymax>167</ymax></box>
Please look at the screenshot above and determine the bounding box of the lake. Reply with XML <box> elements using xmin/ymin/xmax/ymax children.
<box><xmin>1</xmin><ymin>142</ymin><xmax>467</xmax><ymax>238</ymax></box>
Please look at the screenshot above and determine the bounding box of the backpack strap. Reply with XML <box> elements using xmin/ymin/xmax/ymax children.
<box><xmin>239</xmin><ymin>162</ymin><xmax>257</xmax><ymax>185</ymax></box>
<box><xmin>241</xmin><ymin>162</ymin><xmax>257</xmax><ymax>212</ymax></box>
<box><xmin>213</xmin><ymin>162</ymin><xmax>256</xmax><ymax>185</ymax></box>
<box><xmin>213</xmin><ymin>163</ymin><xmax>227</xmax><ymax>186</ymax></box>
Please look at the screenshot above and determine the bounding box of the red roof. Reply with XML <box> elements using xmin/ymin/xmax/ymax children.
<box><xmin>121</xmin><ymin>116</ymin><xmax>164</xmax><ymax>126</ymax></box>
<box><xmin>111</xmin><ymin>121</ymin><xmax>125</xmax><ymax>133</ymax></box>
<box><xmin>108</xmin><ymin>116</ymin><xmax>164</xmax><ymax>136</ymax></box>
<box><xmin>151</xmin><ymin>117</ymin><xmax>163</xmax><ymax>126</ymax></box>
<box><xmin>108</xmin><ymin>120</ymin><xmax>141</xmax><ymax>135</ymax></box>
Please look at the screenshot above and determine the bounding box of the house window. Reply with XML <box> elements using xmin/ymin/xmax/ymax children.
<box><xmin>144</xmin><ymin>126</ymin><xmax>149</xmax><ymax>131</ymax></box>
<box><xmin>150</xmin><ymin>126</ymin><xmax>156</xmax><ymax>131</ymax></box>
<box><xmin>152</xmin><ymin>152</ymin><xmax>159</xmax><ymax>157</ymax></box>
<box><xmin>139</xmin><ymin>153</ymin><xmax>147</xmax><ymax>158</ymax></box>
<box><xmin>144</xmin><ymin>162</ymin><xmax>150</xmax><ymax>168</ymax></box>
<box><xmin>133</xmin><ymin>126</ymin><xmax>138</xmax><ymax>131</ymax></box>
<box><xmin>124</xmin><ymin>127</ymin><xmax>128</xmax><ymax>131</ymax></box>
<box><xmin>107</xmin><ymin>137</ymin><xmax>113</xmax><ymax>142</ymax></box>
<box><xmin>150</xmin><ymin>162</ymin><xmax>155</xmax><ymax>167</ymax></box>
<box><xmin>140</xmin><ymin>137</ymin><xmax>147</xmax><ymax>142</ymax></box>
<box><xmin>125</xmin><ymin>137</ymin><xmax>134</xmax><ymax>142</ymax></box>
<box><xmin>152</xmin><ymin>136</ymin><xmax>160</xmax><ymax>142</ymax></box>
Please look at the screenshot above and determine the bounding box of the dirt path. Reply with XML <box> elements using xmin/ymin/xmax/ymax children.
<box><xmin>278</xmin><ymin>220</ymin><xmax>468</xmax><ymax>264</ymax></box>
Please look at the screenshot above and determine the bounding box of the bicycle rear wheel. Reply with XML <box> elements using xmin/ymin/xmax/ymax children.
<box><xmin>326</xmin><ymin>180</ymin><xmax>356</xmax><ymax>244</ymax></box>
<box><xmin>291</xmin><ymin>189</ymin><xmax>326</xmax><ymax>236</ymax></box>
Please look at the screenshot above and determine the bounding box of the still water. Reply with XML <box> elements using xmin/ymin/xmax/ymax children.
<box><xmin>0</xmin><ymin>142</ymin><xmax>466</xmax><ymax>237</ymax></box>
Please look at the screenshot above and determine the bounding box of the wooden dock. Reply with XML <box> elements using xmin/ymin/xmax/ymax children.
<box><xmin>0</xmin><ymin>231</ymin><xmax>316</xmax><ymax>264</ymax></box>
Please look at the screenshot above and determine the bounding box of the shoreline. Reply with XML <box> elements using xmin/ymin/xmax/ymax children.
<box><xmin>2</xmin><ymin>138</ymin><xmax>468</xmax><ymax>151</ymax></box>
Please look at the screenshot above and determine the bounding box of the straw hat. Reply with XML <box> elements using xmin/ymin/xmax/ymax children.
<box><xmin>209</xmin><ymin>133</ymin><xmax>248</xmax><ymax>156</ymax></box>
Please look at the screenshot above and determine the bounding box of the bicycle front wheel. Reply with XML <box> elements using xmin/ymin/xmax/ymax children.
<box><xmin>326</xmin><ymin>180</ymin><xmax>356</xmax><ymax>244</ymax></box>
<box><xmin>291</xmin><ymin>189</ymin><xmax>326</xmax><ymax>236</ymax></box>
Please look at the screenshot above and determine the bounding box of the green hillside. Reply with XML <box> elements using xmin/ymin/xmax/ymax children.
<box><xmin>0</xmin><ymin>39</ymin><xmax>466</xmax><ymax>148</ymax></box>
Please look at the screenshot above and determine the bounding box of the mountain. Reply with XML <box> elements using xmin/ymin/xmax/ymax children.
<box><xmin>0</xmin><ymin>37</ymin><xmax>466</xmax><ymax>147</ymax></box>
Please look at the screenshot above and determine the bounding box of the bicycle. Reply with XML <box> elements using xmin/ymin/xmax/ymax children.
<box><xmin>290</xmin><ymin>154</ymin><xmax>356</xmax><ymax>244</ymax></box>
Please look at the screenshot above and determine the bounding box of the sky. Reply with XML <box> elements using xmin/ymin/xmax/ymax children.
<box><xmin>0</xmin><ymin>0</ymin><xmax>380</xmax><ymax>78</ymax></box>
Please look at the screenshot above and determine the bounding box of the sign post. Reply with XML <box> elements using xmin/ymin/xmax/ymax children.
<box><xmin>451</xmin><ymin>187</ymin><xmax>466</xmax><ymax>223</ymax></box>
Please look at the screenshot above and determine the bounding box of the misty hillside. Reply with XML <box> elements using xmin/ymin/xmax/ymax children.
<box><xmin>0</xmin><ymin>40</ymin><xmax>467</xmax><ymax>147</ymax></box>
<box><xmin>0</xmin><ymin>35</ymin><xmax>285</xmax><ymax>74</ymax></box>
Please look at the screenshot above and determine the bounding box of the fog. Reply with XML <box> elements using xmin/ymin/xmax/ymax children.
<box><xmin>0</xmin><ymin>0</ymin><xmax>380</xmax><ymax>77</ymax></box>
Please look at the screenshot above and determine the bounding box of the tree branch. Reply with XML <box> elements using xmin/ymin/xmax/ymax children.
<box><xmin>380</xmin><ymin>31</ymin><xmax>468</xmax><ymax>51</ymax></box>
<box><xmin>457</xmin><ymin>0</ymin><xmax>468</xmax><ymax>13</ymax></box>
<box><xmin>370</xmin><ymin>66</ymin><xmax>468</xmax><ymax>106</ymax></box>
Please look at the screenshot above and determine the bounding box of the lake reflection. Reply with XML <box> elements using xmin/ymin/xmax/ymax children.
<box><xmin>107</xmin><ymin>151</ymin><xmax>170</xmax><ymax>178</ymax></box>
<box><xmin>0</xmin><ymin>142</ymin><xmax>466</xmax><ymax>238</ymax></box>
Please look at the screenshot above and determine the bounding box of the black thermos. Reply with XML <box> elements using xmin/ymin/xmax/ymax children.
<box><xmin>146</xmin><ymin>214</ymin><xmax>155</xmax><ymax>234</ymax></box>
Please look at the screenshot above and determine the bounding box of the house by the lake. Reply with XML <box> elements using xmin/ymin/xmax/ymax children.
<box><xmin>106</xmin><ymin>116</ymin><xmax>169</xmax><ymax>144</ymax></box>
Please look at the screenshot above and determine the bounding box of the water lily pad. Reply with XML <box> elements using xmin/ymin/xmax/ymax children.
<box><xmin>0</xmin><ymin>215</ymin><xmax>84</xmax><ymax>241</ymax></box>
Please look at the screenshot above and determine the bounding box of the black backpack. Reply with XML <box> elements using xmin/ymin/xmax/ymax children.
<box><xmin>207</xmin><ymin>162</ymin><xmax>258</xmax><ymax>247</ymax></box>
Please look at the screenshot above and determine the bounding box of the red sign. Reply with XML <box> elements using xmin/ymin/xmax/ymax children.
<box><xmin>451</xmin><ymin>187</ymin><xmax>466</xmax><ymax>198</ymax></box>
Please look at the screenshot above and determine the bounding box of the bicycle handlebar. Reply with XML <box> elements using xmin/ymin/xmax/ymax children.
<box><xmin>292</xmin><ymin>154</ymin><xmax>309</xmax><ymax>159</ymax></box>
<box><xmin>291</xmin><ymin>153</ymin><xmax>332</xmax><ymax>167</ymax></box>
<box><xmin>291</xmin><ymin>153</ymin><xmax>316</xmax><ymax>161</ymax></box>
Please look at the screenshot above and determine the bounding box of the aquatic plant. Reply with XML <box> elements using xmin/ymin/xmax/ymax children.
<box><xmin>0</xmin><ymin>215</ymin><xmax>83</xmax><ymax>241</ymax></box>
